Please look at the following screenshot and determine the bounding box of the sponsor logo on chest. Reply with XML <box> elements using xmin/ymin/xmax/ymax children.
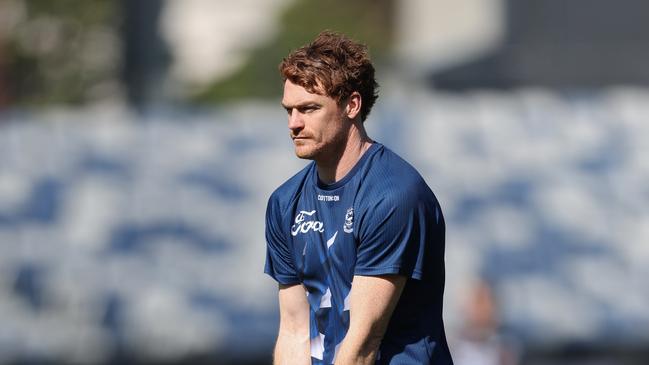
<box><xmin>318</xmin><ymin>194</ymin><xmax>339</xmax><ymax>202</ymax></box>
<box><xmin>291</xmin><ymin>210</ymin><xmax>325</xmax><ymax>236</ymax></box>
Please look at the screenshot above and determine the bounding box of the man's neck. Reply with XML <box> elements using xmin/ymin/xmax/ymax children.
<box><xmin>316</xmin><ymin>126</ymin><xmax>373</xmax><ymax>185</ymax></box>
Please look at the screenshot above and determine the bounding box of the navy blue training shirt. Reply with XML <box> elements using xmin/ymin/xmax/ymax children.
<box><xmin>265</xmin><ymin>143</ymin><xmax>453</xmax><ymax>365</ymax></box>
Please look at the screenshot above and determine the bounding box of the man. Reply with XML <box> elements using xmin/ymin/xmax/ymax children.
<box><xmin>264</xmin><ymin>31</ymin><xmax>453</xmax><ymax>365</ymax></box>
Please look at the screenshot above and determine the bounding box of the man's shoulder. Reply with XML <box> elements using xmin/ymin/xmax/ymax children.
<box><xmin>268</xmin><ymin>162</ymin><xmax>314</xmax><ymax>210</ymax></box>
<box><xmin>364</xmin><ymin>144</ymin><xmax>432</xmax><ymax>198</ymax></box>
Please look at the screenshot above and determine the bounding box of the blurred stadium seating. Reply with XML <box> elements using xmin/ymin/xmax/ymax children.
<box><xmin>1</xmin><ymin>85</ymin><xmax>648</xmax><ymax>364</ymax></box>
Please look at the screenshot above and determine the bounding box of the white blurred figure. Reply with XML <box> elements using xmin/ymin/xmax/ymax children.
<box><xmin>451</xmin><ymin>280</ymin><xmax>519</xmax><ymax>365</ymax></box>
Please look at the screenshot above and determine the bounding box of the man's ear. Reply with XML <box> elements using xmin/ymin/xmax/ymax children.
<box><xmin>345</xmin><ymin>91</ymin><xmax>362</xmax><ymax>120</ymax></box>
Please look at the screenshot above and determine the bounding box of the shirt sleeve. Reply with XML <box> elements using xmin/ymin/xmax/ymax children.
<box><xmin>264</xmin><ymin>194</ymin><xmax>300</xmax><ymax>285</ymax></box>
<box><xmin>355</xmin><ymin>189</ymin><xmax>441</xmax><ymax>280</ymax></box>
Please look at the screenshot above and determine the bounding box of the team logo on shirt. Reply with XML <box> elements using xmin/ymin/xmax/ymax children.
<box><xmin>291</xmin><ymin>210</ymin><xmax>325</xmax><ymax>236</ymax></box>
<box><xmin>343</xmin><ymin>207</ymin><xmax>354</xmax><ymax>233</ymax></box>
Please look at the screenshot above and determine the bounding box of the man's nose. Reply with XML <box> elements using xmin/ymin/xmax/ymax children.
<box><xmin>288</xmin><ymin>110</ymin><xmax>304</xmax><ymax>131</ymax></box>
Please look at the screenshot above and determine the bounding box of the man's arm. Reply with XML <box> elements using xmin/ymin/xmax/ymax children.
<box><xmin>274</xmin><ymin>283</ymin><xmax>311</xmax><ymax>365</ymax></box>
<box><xmin>334</xmin><ymin>274</ymin><xmax>407</xmax><ymax>365</ymax></box>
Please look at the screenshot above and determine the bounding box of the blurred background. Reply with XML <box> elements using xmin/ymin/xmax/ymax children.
<box><xmin>0</xmin><ymin>0</ymin><xmax>648</xmax><ymax>364</ymax></box>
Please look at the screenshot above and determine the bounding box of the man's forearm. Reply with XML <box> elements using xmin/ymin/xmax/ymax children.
<box><xmin>333</xmin><ymin>275</ymin><xmax>405</xmax><ymax>364</ymax></box>
<box><xmin>274</xmin><ymin>332</ymin><xmax>311</xmax><ymax>365</ymax></box>
<box><xmin>333</xmin><ymin>330</ymin><xmax>382</xmax><ymax>365</ymax></box>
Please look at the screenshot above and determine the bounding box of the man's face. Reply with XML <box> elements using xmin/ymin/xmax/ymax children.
<box><xmin>281</xmin><ymin>80</ymin><xmax>349</xmax><ymax>161</ymax></box>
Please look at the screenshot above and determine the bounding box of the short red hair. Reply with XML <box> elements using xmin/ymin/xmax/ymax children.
<box><xmin>279</xmin><ymin>31</ymin><xmax>379</xmax><ymax>121</ymax></box>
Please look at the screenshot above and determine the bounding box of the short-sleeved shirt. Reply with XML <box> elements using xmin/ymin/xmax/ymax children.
<box><xmin>265</xmin><ymin>143</ymin><xmax>453</xmax><ymax>365</ymax></box>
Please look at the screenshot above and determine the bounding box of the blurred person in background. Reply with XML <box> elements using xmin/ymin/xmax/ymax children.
<box><xmin>264</xmin><ymin>31</ymin><xmax>453</xmax><ymax>365</ymax></box>
<box><xmin>451</xmin><ymin>280</ymin><xmax>519</xmax><ymax>365</ymax></box>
